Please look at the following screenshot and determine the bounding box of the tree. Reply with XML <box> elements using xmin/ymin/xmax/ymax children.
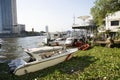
<box><xmin>91</xmin><ymin>0</ymin><xmax>120</xmax><ymax>26</ymax></box>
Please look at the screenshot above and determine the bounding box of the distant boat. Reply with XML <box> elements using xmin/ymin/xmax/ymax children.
<box><xmin>0</xmin><ymin>38</ymin><xmax>3</xmax><ymax>42</ymax></box>
<box><xmin>0</xmin><ymin>55</ymin><xmax>6</xmax><ymax>59</ymax></box>
<box><xmin>65</xmin><ymin>37</ymin><xmax>75</xmax><ymax>46</ymax></box>
<box><xmin>0</xmin><ymin>39</ymin><xmax>3</xmax><ymax>48</ymax></box>
<box><xmin>49</xmin><ymin>38</ymin><xmax>66</xmax><ymax>46</ymax></box>
<box><xmin>8</xmin><ymin>48</ymin><xmax>78</xmax><ymax>76</ymax></box>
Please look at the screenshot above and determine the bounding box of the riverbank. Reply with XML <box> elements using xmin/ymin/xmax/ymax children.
<box><xmin>0</xmin><ymin>46</ymin><xmax>120</xmax><ymax>80</ymax></box>
<box><xmin>0</xmin><ymin>31</ymin><xmax>42</xmax><ymax>38</ymax></box>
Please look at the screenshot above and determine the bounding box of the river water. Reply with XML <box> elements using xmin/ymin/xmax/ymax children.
<box><xmin>0</xmin><ymin>36</ymin><xmax>45</xmax><ymax>63</ymax></box>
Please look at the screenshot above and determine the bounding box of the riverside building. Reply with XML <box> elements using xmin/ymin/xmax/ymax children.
<box><xmin>0</xmin><ymin>0</ymin><xmax>17</xmax><ymax>34</ymax></box>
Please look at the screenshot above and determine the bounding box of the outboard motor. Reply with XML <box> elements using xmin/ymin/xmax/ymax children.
<box><xmin>9</xmin><ymin>66</ymin><xmax>16</xmax><ymax>73</ymax></box>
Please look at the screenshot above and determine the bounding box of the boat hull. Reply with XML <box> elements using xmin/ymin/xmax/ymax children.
<box><xmin>13</xmin><ymin>48</ymin><xmax>77</xmax><ymax>76</ymax></box>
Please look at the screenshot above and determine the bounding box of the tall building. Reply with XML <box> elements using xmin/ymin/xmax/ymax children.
<box><xmin>45</xmin><ymin>25</ymin><xmax>49</xmax><ymax>33</ymax></box>
<box><xmin>0</xmin><ymin>0</ymin><xmax>17</xmax><ymax>33</ymax></box>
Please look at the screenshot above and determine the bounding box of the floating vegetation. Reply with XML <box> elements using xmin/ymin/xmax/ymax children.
<box><xmin>0</xmin><ymin>46</ymin><xmax>120</xmax><ymax>80</ymax></box>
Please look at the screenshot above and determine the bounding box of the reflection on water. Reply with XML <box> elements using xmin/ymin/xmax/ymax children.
<box><xmin>0</xmin><ymin>36</ymin><xmax>45</xmax><ymax>62</ymax></box>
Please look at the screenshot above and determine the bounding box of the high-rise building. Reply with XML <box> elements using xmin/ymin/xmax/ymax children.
<box><xmin>0</xmin><ymin>0</ymin><xmax>17</xmax><ymax>33</ymax></box>
<box><xmin>45</xmin><ymin>25</ymin><xmax>49</xmax><ymax>33</ymax></box>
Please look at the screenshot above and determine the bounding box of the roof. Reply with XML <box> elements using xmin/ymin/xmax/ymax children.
<box><xmin>72</xmin><ymin>24</ymin><xmax>91</xmax><ymax>29</ymax></box>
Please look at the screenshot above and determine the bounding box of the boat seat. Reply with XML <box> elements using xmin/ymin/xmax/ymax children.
<box><xmin>28</xmin><ymin>57</ymin><xmax>36</xmax><ymax>62</ymax></box>
<box><xmin>40</xmin><ymin>51</ymin><xmax>55</xmax><ymax>59</ymax></box>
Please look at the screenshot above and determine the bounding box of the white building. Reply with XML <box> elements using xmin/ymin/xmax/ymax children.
<box><xmin>105</xmin><ymin>11</ymin><xmax>120</xmax><ymax>32</ymax></box>
<box><xmin>13</xmin><ymin>24</ymin><xmax>25</xmax><ymax>34</ymax></box>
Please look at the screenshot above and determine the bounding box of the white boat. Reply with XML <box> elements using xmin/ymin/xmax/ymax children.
<box><xmin>43</xmin><ymin>37</ymin><xmax>66</xmax><ymax>46</ymax></box>
<box><xmin>0</xmin><ymin>55</ymin><xmax>6</xmax><ymax>59</ymax></box>
<box><xmin>0</xmin><ymin>39</ymin><xmax>3</xmax><ymax>48</ymax></box>
<box><xmin>49</xmin><ymin>38</ymin><xmax>66</xmax><ymax>46</ymax></box>
<box><xmin>65</xmin><ymin>37</ymin><xmax>75</xmax><ymax>46</ymax></box>
<box><xmin>24</xmin><ymin>46</ymin><xmax>63</xmax><ymax>54</ymax></box>
<box><xmin>8</xmin><ymin>48</ymin><xmax>78</xmax><ymax>76</ymax></box>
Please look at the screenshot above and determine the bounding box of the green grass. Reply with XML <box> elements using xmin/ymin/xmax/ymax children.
<box><xmin>0</xmin><ymin>46</ymin><xmax>120</xmax><ymax>80</ymax></box>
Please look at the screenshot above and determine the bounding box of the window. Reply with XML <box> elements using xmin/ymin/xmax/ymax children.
<box><xmin>3</xmin><ymin>28</ymin><xmax>11</xmax><ymax>30</ymax></box>
<box><xmin>111</xmin><ymin>20</ymin><xmax>119</xmax><ymax>26</ymax></box>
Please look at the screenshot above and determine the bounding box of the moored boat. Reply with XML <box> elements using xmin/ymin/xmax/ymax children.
<box><xmin>0</xmin><ymin>39</ymin><xmax>3</xmax><ymax>48</ymax></box>
<box><xmin>49</xmin><ymin>38</ymin><xmax>66</xmax><ymax>46</ymax></box>
<box><xmin>8</xmin><ymin>48</ymin><xmax>78</xmax><ymax>76</ymax></box>
<box><xmin>0</xmin><ymin>55</ymin><xmax>7</xmax><ymax>59</ymax></box>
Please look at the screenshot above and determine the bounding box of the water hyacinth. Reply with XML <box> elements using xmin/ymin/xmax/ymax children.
<box><xmin>0</xmin><ymin>46</ymin><xmax>120</xmax><ymax>80</ymax></box>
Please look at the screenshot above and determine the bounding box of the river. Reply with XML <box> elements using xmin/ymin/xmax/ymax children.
<box><xmin>0</xmin><ymin>36</ymin><xmax>45</xmax><ymax>63</ymax></box>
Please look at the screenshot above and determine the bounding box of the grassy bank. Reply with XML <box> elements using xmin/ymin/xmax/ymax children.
<box><xmin>0</xmin><ymin>46</ymin><xmax>120</xmax><ymax>80</ymax></box>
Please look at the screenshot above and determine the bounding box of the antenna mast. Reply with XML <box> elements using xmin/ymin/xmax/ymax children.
<box><xmin>73</xmin><ymin>14</ymin><xmax>75</xmax><ymax>25</ymax></box>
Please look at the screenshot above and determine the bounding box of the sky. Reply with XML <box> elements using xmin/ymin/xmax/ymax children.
<box><xmin>17</xmin><ymin>0</ymin><xmax>96</xmax><ymax>32</ymax></box>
